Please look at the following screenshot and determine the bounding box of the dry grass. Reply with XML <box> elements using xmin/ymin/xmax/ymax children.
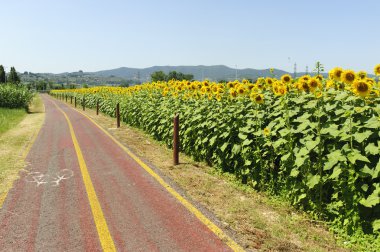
<box><xmin>66</xmin><ymin>100</ymin><xmax>347</xmax><ymax>252</ymax></box>
<box><xmin>0</xmin><ymin>95</ymin><xmax>45</xmax><ymax>206</ymax></box>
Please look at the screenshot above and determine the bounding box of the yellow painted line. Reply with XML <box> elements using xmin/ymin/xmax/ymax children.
<box><xmin>51</xmin><ymin>100</ymin><xmax>116</xmax><ymax>252</ymax></box>
<box><xmin>56</xmin><ymin>98</ymin><xmax>245</xmax><ymax>252</ymax></box>
<box><xmin>0</xmin><ymin>95</ymin><xmax>46</xmax><ymax>208</ymax></box>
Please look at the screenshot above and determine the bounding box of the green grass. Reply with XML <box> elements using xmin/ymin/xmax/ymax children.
<box><xmin>0</xmin><ymin>108</ymin><xmax>27</xmax><ymax>134</ymax></box>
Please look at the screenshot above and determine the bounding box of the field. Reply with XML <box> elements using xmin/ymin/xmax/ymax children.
<box><xmin>0</xmin><ymin>108</ymin><xmax>27</xmax><ymax>134</ymax></box>
<box><xmin>52</xmin><ymin>66</ymin><xmax>380</xmax><ymax>247</ymax></box>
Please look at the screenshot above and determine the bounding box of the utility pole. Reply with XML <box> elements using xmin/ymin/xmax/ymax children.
<box><xmin>306</xmin><ymin>66</ymin><xmax>309</xmax><ymax>75</ymax></box>
<box><xmin>293</xmin><ymin>63</ymin><xmax>297</xmax><ymax>78</ymax></box>
<box><xmin>235</xmin><ymin>64</ymin><xmax>238</xmax><ymax>80</ymax></box>
<box><xmin>137</xmin><ymin>71</ymin><xmax>141</xmax><ymax>84</ymax></box>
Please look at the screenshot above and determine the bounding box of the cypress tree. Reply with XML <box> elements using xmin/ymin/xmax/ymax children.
<box><xmin>0</xmin><ymin>65</ymin><xmax>5</xmax><ymax>83</ymax></box>
<box><xmin>8</xmin><ymin>67</ymin><xmax>20</xmax><ymax>84</ymax></box>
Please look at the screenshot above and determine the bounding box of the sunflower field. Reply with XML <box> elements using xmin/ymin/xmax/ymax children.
<box><xmin>51</xmin><ymin>65</ymin><xmax>380</xmax><ymax>240</ymax></box>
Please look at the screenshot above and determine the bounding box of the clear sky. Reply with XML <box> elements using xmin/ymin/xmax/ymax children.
<box><xmin>1</xmin><ymin>0</ymin><xmax>379</xmax><ymax>74</ymax></box>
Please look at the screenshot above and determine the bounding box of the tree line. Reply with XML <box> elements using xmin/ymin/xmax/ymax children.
<box><xmin>150</xmin><ymin>71</ymin><xmax>193</xmax><ymax>82</ymax></box>
<box><xmin>0</xmin><ymin>65</ymin><xmax>20</xmax><ymax>85</ymax></box>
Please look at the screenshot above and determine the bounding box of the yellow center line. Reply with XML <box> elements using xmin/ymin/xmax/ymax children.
<box><xmin>52</xmin><ymin>100</ymin><xmax>116</xmax><ymax>252</ymax></box>
<box><xmin>59</xmin><ymin>99</ymin><xmax>245</xmax><ymax>252</ymax></box>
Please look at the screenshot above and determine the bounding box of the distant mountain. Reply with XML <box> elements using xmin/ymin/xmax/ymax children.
<box><xmin>91</xmin><ymin>65</ymin><xmax>290</xmax><ymax>82</ymax></box>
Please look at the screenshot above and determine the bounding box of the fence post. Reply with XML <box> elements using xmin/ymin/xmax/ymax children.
<box><xmin>96</xmin><ymin>100</ymin><xmax>99</xmax><ymax>115</ymax></box>
<box><xmin>116</xmin><ymin>103</ymin><xmax>120</xmax><ymax>128</ymax></box>
<box><xmin>75</xmin><ymin>97</ymin><xmax>77</xmax><ymax>108</ymax></box>
<box><xmin>70</xmin><ymin>96</ymin><xmax>73</xmax><ymax>104</ymax></box>
<box><xmin>65</xmin><ymin>95</ymin><xmax>67</xmax><ymax>102</ymax></box>
<box><xmin>82</xmin><ymin>97</ymin><xmax>85</xmax><ymax>111</ymax></box>
<box><xmin>173</xmin><ymin>114</ymin><xmax>179</xmax><ymax>165</ymax></box>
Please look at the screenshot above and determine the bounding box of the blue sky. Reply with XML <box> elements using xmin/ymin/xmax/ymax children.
<box><xmin>1</xmin><ymin>0</ymin><xmax>379</xmax><ymax>73</ymax></box>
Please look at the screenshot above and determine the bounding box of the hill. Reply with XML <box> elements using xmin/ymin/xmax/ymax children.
<box><xmin>93</xmin><ymin>65</ymin><xmax>290</xmax><ymax>82</ymax></box>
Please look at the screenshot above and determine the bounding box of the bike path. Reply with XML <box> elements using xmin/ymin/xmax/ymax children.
<box><xmin>0</xmin><ymin>95</ymin><xmax>240</xmax><ymax>251</ymax></box>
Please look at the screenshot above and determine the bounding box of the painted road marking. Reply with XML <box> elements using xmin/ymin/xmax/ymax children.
<box><xmin>67</xmin><ymin>100</ymin><xmax>245</xmax><ymax>252</ymax></box>
<box><xmin>24</xmin><ymin>169</ymin><xmax>74</xmax><ymax>187</ymax></box>
<box><xmin>52</xmin><ymin>101</ymin><xmax>116</xmax><ymax>252</ymax></box>
<box><xmin>0</xmin><ymin>95</ymin><xmax>46</xmax><ymax>208</ymax></box>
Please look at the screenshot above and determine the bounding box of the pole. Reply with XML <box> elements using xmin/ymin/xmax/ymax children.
<box><xmin>96</xmin><ymin>100</ymin><xmax>99</xmax><ymax>115</ymax></box>
<box><xmin>82</xmin><ymin>97</ymin><xmax>85</xmax><ymax>111</ymax></box>
<box><xmin>116</xmin><ymin>103</ymin><xmax>120</xmax><ymax>128</ymax></box>
<box><xmin>173</xmin><ymin>114</ymin><xmax>179</xmax><ymax>165</ymax></box>
<box><xmin>75</xmin><ymin>97</ymin><xmax>77</xmax><ymax>108</ymax></box>
<box><xmin>70</xmin><ymin>96</ymin><xmax>73</xmax><ymax>104</ymax></box>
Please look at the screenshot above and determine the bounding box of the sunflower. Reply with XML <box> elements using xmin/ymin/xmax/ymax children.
<box><xmin>211</xmin><ymin>84</ymin><xmax>219</xmax><ymax>94</ymax></box>
<box><xmin>308</xmin><ymin>77</ymin><xmax>322</xmax><ymax>92</ymax></box>
<box><xmin>277</xmin><ymin>85</ymin><xmax>287</xmax><ymax>96</ymax></box>
<box><xmin>352</xmin><ymin>80</ymin><xmax>372</xmax><ymax>97</ymax></box>
<box><xmin>236</xmin><ymin>86</ymin><xmax>246</xmax><ymax>95</ymax></box>
<box><xmin>229</xmin><ymin>88</ymin><xmax>238</xmax><ymax>98</ymax></box>
<box><xmin>357</xmin><ymin>71</ymin><xmax>367</xmax><ymax>79</ymax></box>
<box><xmin>341</xmin><ymin>70</ymin><xmax>356</xmax><ymax>85</ymax></box>
<box><xmin>298</xmin><ymin>80</ymin><xmax>310</xmax><ymax>92</ymax></box>
<box><xmin>330</xmin><ymin>67</ymin><xmax>344</xmax><ymax>81</ymax></box>
<box><xmin>326</xmin><ymin>80</ymin><xmax>335</xmax><ymax>89</ymax></box>
<box><xmin>252</xmin><ymin>93</ymin><xmax>264</xmax><ymax>104</ymax></box>
<box><xmin>215</xmin><ymin>94</ymin><xmax>222</xmax><ymax>101</ymax></box>
<box><xmin>263</xmin><ymin>128</ymin><xmax>270</xmax><ymax>137</ymax></box>
<box><xmin>265</xmin><ymin>77</ymin><xmax>274</xmax><ymax>86</ymax></box>
<box><xmin>227</xmin><ymin>82</ymin><xmax>235</xmax><ymax>89</ymax></box>
<box><xmin>281</xmin><ymin>74</ymin><xmax>292</xmax><ymax>84</ymax></box>
<box><xmin>315</xmin><ymin>74</ymin><xmax>323</xmax><ymax>81</ymax></box>
<box><xmin>374</xmin><ymin>64</ymin><xmax>380</xmax><ymax>76</ymax></box>
<box><xmin>300</xmin><ymin>75</ymin><xmax>311</xmax><ymax>82</ymax></box>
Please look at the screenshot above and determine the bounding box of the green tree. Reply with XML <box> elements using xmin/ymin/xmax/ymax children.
<box><xmin>0</xmin><ymin>65</ymin><xmax>5</xmax><ymax>83</ymax></box>
<box><xmin>8</xmin><ymin>67</ymin><xmax>20</xmax><ymax>84</ymax></box>
<box><xmin>167</xmin><ymin>71</ymin><xmax>194</xmax><ymax>81</ymax></box>
<box><xmin>151</xmin><ymin>71</ymin><xmax>167</xmax><ymax>82</ymax></box>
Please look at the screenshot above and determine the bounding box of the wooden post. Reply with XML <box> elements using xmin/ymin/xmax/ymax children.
<box><xmin>82</xmin><ymin>97</ymin><xmax>85</xmax><ymax>111</ymax></box>
<box><xmin>70</xmin><ymin>96</ymin><xmax>73</xmax><ymax>104</ymax></box>
<box><xmin>65</xmin><ymin>95</ymin><xmax>67</xmax><ymax>102</ymax></box>
<box><xmin>173</xmin><ymin>114</ymin><xmax>179</xmax><ymax>165</ymax></box>
<box><xmin>116</xmin><ymin>103</ymin><xmax>120</xmax><ymax>128</ymax></box>
<box><xmin>75</xmin><ymin>97</ymin><xmax>77</xmax><ymax>108</ymax></box>
<box><xmin>96</xmin><ymin>100</ymin><xmax>99</xmax><ymax>115</ymax></box>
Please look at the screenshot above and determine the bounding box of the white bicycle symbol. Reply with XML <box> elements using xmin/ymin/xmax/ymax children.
<box><xmin>25</xmin><ymin>169</ymin><xmax>74</xmax><ymax>187</ymax></box>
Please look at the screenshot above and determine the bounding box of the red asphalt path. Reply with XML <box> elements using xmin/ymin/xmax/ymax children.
<box><xmin>0</xmin><ymin>94</ymin><xmax>234</xmax><ymax>251</ymax></box>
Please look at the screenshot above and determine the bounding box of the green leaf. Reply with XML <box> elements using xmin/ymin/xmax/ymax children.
<box><xmin>307</xmin><ymin>174</ymin><xmax>320</xmax><ymax>189</ymax></box>
<box><xmin>360</xmin><ymin>165</ymin><xmax>374</xmax><ymax>177</ymax></box>
<box><xmin>232</xmin><ymin>144</ymin><xmax>241</xmax><ymax>155</ymax></box>
<box><xmin>374</xmin><ymin>160</ymin><xmax>380</xmax><ymax>179</ymax></box>
<box><xmin>295</xmin><ymin>156</ymin><xmax>307</xmax><ymax>168</ymax></box>
<box><xmin>220</xmin><ymin>142</ymin><xmax>229</xmax><ymax>152</ymax></box>
<box><xmin>365</xmin><ymin>143</ymin><xmax>379</xmax><ymax>155</ymax></box>
<box><xmin>281</xmin><ymin>153</ymin><xmax>291</xmax><ymax>162</ymax></box>
<box><xmin>242</xmin><ymin>138</ymin><xmax>253</xmax><ymax>146</ymax></box>
<box><xmin>361</xmin><ymin>184</ymin><xmax>369</xmax><ymax>192</ymax></box>
<box><xmin>290</xmin><ymin>168</ymin><xmax>300</xmax><ymax>177</ymax></box>
<box><xmin>306</xmin><ymin>139</ymin><xmax>319</xmax><ymax>151</ymax></box>
<box><xmin>347</xmin><ymin>150</ymin><xmax>370</xmax><ymax>164</ymax></box>
<box><xmin>320</xmin><ymin>124</ymin><xmax>340</xmax><ymax>137</ymax></box>
<box><xmin>364</xmin><ymin>116</ymin><xmax>380</xmax><ymax>129</ymax></box>
<box><xmin>330</xmin><ymin>167</ymin><xmax>342</xmax><ymax>180</ymax></box>
<box><xmin>244</xmin><ymin>159</ymin><xmax>252</xmax><ymax>166</ymax></box>
<box><xmin>353</xmin><ymin>131</ymin><xmax>373</xmax><ymax>143</ymax></box>
<box><xmin>273</xmin><ymin>138</ymin><xmax>287</xmax><ymax>149</ymax></box>
<box><xmin>359</xmin><ymin>193</ymin><xmax>380</xmax><ymax>208</ymax></box>
<box><xmin>238</xmin><ymin>133</ymin><xmax>247</xmax><ymax>140</ymax></box>
<box><xmin>209</xmin><ymin>136</ymin><xmax>217</xmax><ymax>146</ymax></box>
<box><xmin>372</xmin><ymin>219</ymin><xmax>380</xmax><ymax>232</ymax></box>
<box><xmin>324</xmin><ymin>150</ymin><xmax>346</xmax><ymax>171</ymax></box>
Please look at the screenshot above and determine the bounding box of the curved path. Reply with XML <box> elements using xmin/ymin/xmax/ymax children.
<box><xmin>0</xmin><ymin>94</ymin><xmax>242</xmax><ymax>251</ymax></box>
